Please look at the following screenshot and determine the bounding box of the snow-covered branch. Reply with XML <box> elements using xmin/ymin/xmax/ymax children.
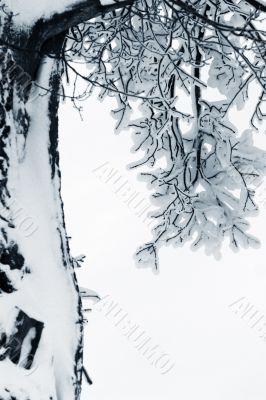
<box><xmin>35</xmin><ymin>0</ymin><xmax>134</xmax><ymax>44</ymax></box>
<box><xmin>62</xmin><ymin>0</ymin><xmax>266</xmax><ymax>269</ymax></box>
<box><xmin>2</xmin><ymin>0</ymin><xmax>132</xmax><ymax>27</ymax></box>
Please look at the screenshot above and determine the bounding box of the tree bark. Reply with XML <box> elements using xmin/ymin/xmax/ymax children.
<box><xmin>0</xmin><ymin>37</ymin><xmax>83</xmax><ymax>400</ymax></box>
<box><xmin>0</xmin><ymin>1</ymin><xmax>131</xmax><ymax>399</ymax></box>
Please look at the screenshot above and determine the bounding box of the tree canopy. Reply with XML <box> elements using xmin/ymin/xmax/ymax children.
<box><xmin>59</xmin><ymin>0</ymin><xmax>266</xmax><ymax>270</ymax></box>
<box><xmin>1</xmin><ymin>0</ymin><xmax>266</xmax><ymax>272</ymax></box>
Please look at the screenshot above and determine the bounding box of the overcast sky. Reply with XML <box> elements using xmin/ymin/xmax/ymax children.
<box><xmin>59</xmin><ymin>92</ymin><xmax>266</xmax><ymax>400</ymax></box>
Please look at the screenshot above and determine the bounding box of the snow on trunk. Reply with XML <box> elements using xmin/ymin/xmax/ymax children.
<box><xmin>0</xmin><ymin>41</ymin><xmax>83</xmax><ymax>400</ymax></box>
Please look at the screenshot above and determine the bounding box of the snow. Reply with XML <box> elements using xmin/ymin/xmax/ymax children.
<box><xmin>0</xmin><ymin>55</ymin><xmax>82</xmax><ymax>399</ymax></box>
<box><xmin>3</xmin><ymin>0</ymin><xmax>124</xmax><ymax>26</ymax></box>
<box><xmin>0</xmin><ymin>359</ymin><xmax>57</xmax><ymax>400</ymax></box>
<box><xmin>13</xmin><ymin>58</ymin><xmax>80</xmax><ymax>400</ymax></box>
<box><xmin>3</xmin><ymin>0</ymin><xmax>78</xmax><ymax>25</ymax></box>
<box><xmin>99</xmin><ymin>0</ymin><xmax>117</xmax><ymax>4</ymax></box>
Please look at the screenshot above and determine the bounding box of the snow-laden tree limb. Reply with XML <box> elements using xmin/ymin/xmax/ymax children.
<box><xmin>2</xmin><ymin>0</ymin><xmax>133</xmax><ymax>27</ymax></box>
<box><xmin>62</xmin><ymin>0</ymin><xmax>266</xmax><ymax>270</ymax></box>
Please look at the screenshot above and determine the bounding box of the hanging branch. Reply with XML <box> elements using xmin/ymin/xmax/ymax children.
<box><xmin>61</xmin><ymin>0</ymin><xmax>266</xmax><ymax>269</ymax></box>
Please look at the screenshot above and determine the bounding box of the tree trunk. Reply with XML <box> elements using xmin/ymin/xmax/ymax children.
<box><xmin>0</xmin><ymin>12</ymin><xmax>84</xmax><ymax>400</ymax></box>
<box><xmin>0</xmin><ymin>1</ymin><xmax>133</xmax><ymax>398</ymax></box>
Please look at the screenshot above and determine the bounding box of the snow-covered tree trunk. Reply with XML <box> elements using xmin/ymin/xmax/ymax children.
<box><xmin>0</xmin><ymin>31</ymin><xmax>83</xmax><ymax>400</ymax></box>
<box><xmin>0</xmin><ymin>1</ymin><xmax>127</xmax><ymax>399</ymax></box>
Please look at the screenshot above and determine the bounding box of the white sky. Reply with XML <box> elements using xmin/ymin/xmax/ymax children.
<box><xmin>59</xmin><ymin>92</ymin><xmax>266</xmax><ymax>400</ymax></box>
